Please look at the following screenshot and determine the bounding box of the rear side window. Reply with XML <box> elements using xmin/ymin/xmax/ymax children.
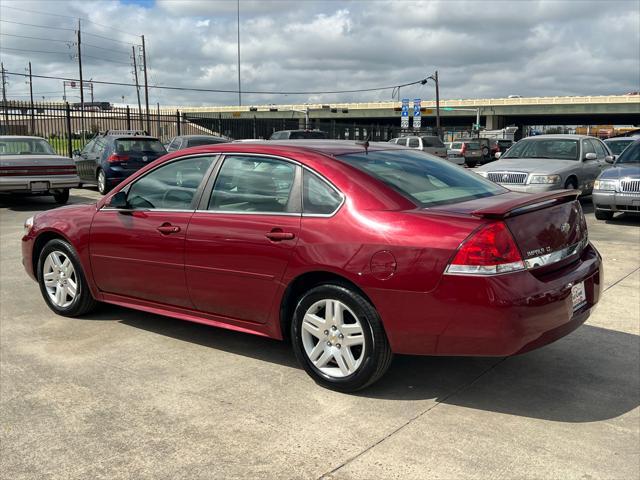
<box><xmin>187</xmin><ymin>138</ymin><xmax>225</xmax><ymax>147</ymax></box>
<box><xmin>208</xmin><ymin>156</ymin><xmax>298</xmax><ymax>213</ymax></box>
<box><xmin>114</xmin><ymin>138</ymin><xmax>166</xmax><ymax>154</ymax></box>
<box><xmin>396</xmin><ymin>138</ymin><xmax>408</xmax><ymax>146</ymax></box>
<box><xmin>289</xmin><ymin>131</ymin><xmax>328</xmax><ymax>139</ymax></box>
<box><xmin>127</xmin><ymin>156</ymin><xmax>215</xmax><ymax>210</ymax></box>
<box><xmin>337</xmin><ymin>150</ymin><xmax>505</xmax><ymax>208</ymax></box>
<box><xmin>303</xmin><ymin>170</ymin><xmax>342</xmax><ymax>215</ymax></box>
<box><xmin>421</xmin><ymin>137</ymin><xmax>445</xmax><ymax>148</ymax></box>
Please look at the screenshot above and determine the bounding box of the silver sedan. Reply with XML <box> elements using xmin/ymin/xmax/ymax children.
<box><xmin>475</xmin><ymin>135</ymin><xmax>614</xmax><ymax>194</ymax></box>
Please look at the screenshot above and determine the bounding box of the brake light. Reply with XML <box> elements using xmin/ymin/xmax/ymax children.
<box><xmin>107</xmin><ymin>154</ymin><xmax>129</xmax><ymax>163</ymax></box>
<box><xmin>461</xmin><ymin>143</ymin><xmax>467</xmax><ymax>155</ymax></box>
<box><xmin>446</xmin><ymin>222</ymin><xmax>525</xmax><ymax>275</ymax></box>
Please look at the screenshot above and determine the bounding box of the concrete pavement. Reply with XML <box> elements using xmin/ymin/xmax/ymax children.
<box><xmin>1</xmin><ymin>189</ymin><xmax>638</xmax><ymax>480</ymax></box>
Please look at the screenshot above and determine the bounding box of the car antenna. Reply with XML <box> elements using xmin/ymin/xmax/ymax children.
<box><xmin>356</xmin><ymin>135</ymin><xmax>370</xmax><ymax>154</ymax></box>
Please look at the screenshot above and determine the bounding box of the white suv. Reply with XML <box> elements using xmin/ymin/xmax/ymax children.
<box><xmin>389</xmin><ymin>136</ymin><xmax>447</xmax><ymax>159</ymax></box>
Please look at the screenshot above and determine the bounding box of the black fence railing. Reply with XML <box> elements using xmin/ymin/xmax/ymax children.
<box><xmin>2</xmin><ymin>100</ymin><xmax>465</xmax><ymax>157</ymax></box>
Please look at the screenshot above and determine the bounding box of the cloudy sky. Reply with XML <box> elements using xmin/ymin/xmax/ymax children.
<box><xmin>0</xmin><ymin>0</ymin><xmax>638</xmax><ymax>107</ymax></box>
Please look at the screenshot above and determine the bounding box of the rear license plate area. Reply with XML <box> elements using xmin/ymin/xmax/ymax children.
<box><xmin>30</xmin><ymin>181</ymin><xmax>49</xmax><ymax>192</ymax></box>
<box><xmin>571</xmin><ymin>282</ymin><xmax>587</xmax><ymax>311</ymax></box>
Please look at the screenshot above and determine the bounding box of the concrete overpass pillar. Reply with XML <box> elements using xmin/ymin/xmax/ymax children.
<box><xmin>485</xmin><ymin>115</ymin><xmax>504</xmax><ymax>130</ymax></box>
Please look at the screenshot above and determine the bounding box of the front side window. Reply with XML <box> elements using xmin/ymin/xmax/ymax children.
<box><xmin>422</xmin><ymin>137</ymin><xmax>445</xmax><ymax>148</ymax></box>
<box><xmin>590</xmin><ymin>139</ymin><xmax>607</xmax><ymax>158</ymax></box>
<box><xmin>167</xmin><ymin>138</ymin><xmax>180</xmax><ymax>152</ymax></box>
<box><xmin>504</xmin><ymin>139</ymin><xmax>579</xmax><ymax>160</ymax></box>
<box><xmin>303</xmin><ymin>170</ymin><xmax>342</xmax><ymax>215</ymax></box>
<box><xmin>582</xmin><ymin>140</ymin><xmax>595</xmax><ymax>157</ymax></box>
<box><xmin>127</xmin><ymin>156</ymin><xmax>215</xmax><ymax>210</ymax></box>
<box><xmin>337</xmin><ymin>149</ymin><xmax>506</xmax><ymax>208</ymax></box>
<box><xmin>208</xmin><ymin>156</ymin><xmax>298</xmax><ymax>213</ymax></box>
<box><xmin>396</xmin><ymin>138</ymin><xmax>408</xmax><ymax>146</ymax></box>
<box><xmin>408</xmin><ymin>138</ymin><xmax>420</xmax><ymax>148</ymax></box>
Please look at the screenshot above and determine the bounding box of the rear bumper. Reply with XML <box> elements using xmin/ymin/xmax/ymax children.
<box><xmin>0</xmin><ymin>175</ymin><xmax>79</xmax><ymax>193</ymax></box>
<box><xmin>370</xmin><ymin>242</ymin><xmax>602</xmax><ymax>356</ymax></box>
<box><xmin>593</xmin><ymin>191</ymin><xmax>640</xmax><ymax>213</ymax></box>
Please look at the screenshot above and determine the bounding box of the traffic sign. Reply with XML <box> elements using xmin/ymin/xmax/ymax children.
<box><xmin>413</xmin><ymin>98</ymin><xmax>421</xmax><ymax>129</ymax></box>
<box><xmin>401</xmin><ymin>98</ymin><xmax>409</xmax><ymax>128</ymax></box>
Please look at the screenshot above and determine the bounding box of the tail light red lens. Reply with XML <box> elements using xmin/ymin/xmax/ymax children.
<box><xmin>461</xmin><ymin>143</ymin><xmax>467</xmax><ymax>154</ymax></box>
<box><xmin>446</xmin><ymin>222</ymin><xmax>525</xmax><ymax>275</ymax></box>
<box><xmin>107</xmin><ymin>154</ymin><xmax>129</xmax><ymax>163</ymax></box>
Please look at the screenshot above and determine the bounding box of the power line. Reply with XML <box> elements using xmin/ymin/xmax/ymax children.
<box><xmin>1</xmin><ymin>47</ymin><xmax>130</xmax><ymax>66</ymax></box>
<box><xmin>0</xmin><ymin>33</ymin><xmax>72</xmax><ymax>43</ymax></box>
<box><xmin>0</xmin><ymin>4</ymin><xmax>141</xmax><ymax>38</ymax></box>
<box><xmin>3</xmin><ymin>70</ymin><xmax>432</xmax><ymax>96</ymax></box>
<box><xmin>80</xmin><ymin>31</ymin><xmax>138</xmax><ymax>46</ymax></box>
<box><xmin>0</xmin><ymin>19</ymin><xmax>75</xmax><ymax>32</ymax></box>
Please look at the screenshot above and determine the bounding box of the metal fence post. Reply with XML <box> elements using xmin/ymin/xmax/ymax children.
<box><xmin>176</xmin><ymin>110</ymin><xmax>181</xmax><ymax>136</ymax></box>
<box><xmin>65</xmin><ymin>102</ymin><xmax>73</xmax><ymax>158</ymax></box>
<box><xmin>126</xmin><ymin>106</ymin><xmax>131</xmax><ymax>130</ymax></box>
<box><xmin>253</xmin><ymin>115</ymin><xmax>257</xmax><ymax>139</ymax></box>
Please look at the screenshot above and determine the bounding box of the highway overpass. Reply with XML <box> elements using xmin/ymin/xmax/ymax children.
<box><xmin>175</xmin><ymin>95</ymin><xmax>640</xmax><ymax>131</ymax></box>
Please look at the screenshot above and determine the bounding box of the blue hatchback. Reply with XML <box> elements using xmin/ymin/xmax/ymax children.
<box><xmin>74</xmin><ymin>130</ymin><xmax>167</xmax><ymax>194</ymax></box>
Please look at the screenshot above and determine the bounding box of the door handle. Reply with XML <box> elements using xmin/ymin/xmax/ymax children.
<box><xmin>157</xmin><ymin>223</ymin><xmax>181</xmax><ymax>235</ymax></box>
<box><xmin>266</xmin><ymin>230</ymin><xmax>295</xmax><ymax>241</ymax></box>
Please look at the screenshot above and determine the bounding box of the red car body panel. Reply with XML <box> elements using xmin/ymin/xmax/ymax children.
<box><xmin>22</xmin><ymin>141</ymin><xmax>603</xmax><ymax>357</ymax></box>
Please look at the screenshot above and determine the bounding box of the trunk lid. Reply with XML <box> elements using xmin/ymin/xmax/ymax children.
<box><xmin>429</xmin><ymin>190</ymin><xmax>588</xmax><ymax>270</ymax></box>
<box><xmin>0</xmin><ymin>154</ymin><xmax>77</xmax><ymax>176</ymax></box>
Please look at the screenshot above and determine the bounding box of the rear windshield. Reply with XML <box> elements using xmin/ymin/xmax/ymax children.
<box><xmin>451</xmin><ymin>142</ymin><xmax>463</xmax><ymax>149</ymax></box>
<box><xmin>421</xmin><ymin>136</ymin><xmax>445</xmax><ymax>148</ymax></box>
<box><xmin>288</xmin><ymin>131</ymin><xmax>328</xmax><ymax>139</ymax></box>
<box><xmin>114</xmin><ymin>138</ymin><xmax>166</xmax><ymax>154</ymax></box>
<box><xmin>605</xmin><ymin>139</ymin><xmax>634</xmax><ymax>155</ymax></box>
<box><xmin>187</xmin><ymin>138</ymin><xmax>226</xmax><ymax>147</ymax></box>
<box><xmin>465</xmin><ymin>142</ymin><xmax>480</xmax><ymax>149</ymax></box>
<box><xmin>0</xmin><ymin>138</ymin><xmax>56</xmax><ymax>155</ymax></box>
<box><xmin>503</xmin><ymin>139</ymin><xmax>578</xmax><ymax>160</ymax></box>
<box><xmin>337</xmin><ymin>149</ymin><xmax>506</xmax><ymax>207</ymax></box>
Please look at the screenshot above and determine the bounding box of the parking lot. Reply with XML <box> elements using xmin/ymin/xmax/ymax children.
<box><xmin>1</xmin><ymin>189</ymin><xmax>638</xmax><ymax>480</ymax></box>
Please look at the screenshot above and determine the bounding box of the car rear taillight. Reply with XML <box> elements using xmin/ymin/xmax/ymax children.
<box><xmin>460</xmin><ymin>143</ymin><xmax>467</xmax><ymax>155</ymax></box>
<box><xmin>446</xmin><ymin>222</ymin><xmax>525</xmax><ymax>275</ymax></box>
<box><xmin>107</xmin><ymin>154</ymin><xmax>129</xmax><ymax>163</ymax></box>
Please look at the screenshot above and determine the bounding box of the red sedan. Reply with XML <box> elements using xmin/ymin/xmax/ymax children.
<box><xmin>22</xmin><ymin>141</ymin><xmax>602</xmax><ymax>391</ymax></box>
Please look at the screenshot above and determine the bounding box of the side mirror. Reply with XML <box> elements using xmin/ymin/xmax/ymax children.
<box><xmin>495</xmin><ymin>152</ymin><xmax>502</xmax><ymax>159</ymax></box>
<box><xmin>72</xmin><ymin>149</ymin><xmax>81</xmax><ymax>156</ymax></box>
<box><xmin>605</xmin><ymin>155</ymin><xmax>615</xmax><ymax>164</ymax></box>
<box><xmin>108</xmin><ymin>191</ymin><xmax>129</xmax><ymax>209</ymax></box>
<box><xmin>584</xmin><ymin>152</ymin><xmax>597</xmax><ymax>161</ymax></box>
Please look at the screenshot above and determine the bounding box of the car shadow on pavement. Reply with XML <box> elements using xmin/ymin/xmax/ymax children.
<box><xmin>0</xmin><ymin>190</ymin><xmax>98</xmax><ymax>212</ymax></box>
<box><xmin>84</xmin><ymin>304</ymin><xmax>639</xmax><ymax>424</ymax></box>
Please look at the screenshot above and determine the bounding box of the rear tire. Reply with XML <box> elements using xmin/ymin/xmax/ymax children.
<box><xmin>53</xmin><ymin>189</ymin><xmax>70</xmax><ymax>204</ymax></box>
<box><xmin>97</xmin><ymin>169</ymin><xmax>109</xmax><ymax>195</ymax></box>
<box><xmin>595</xmin><ymin>209</ymin><xmax>614</xmax><ymax>221</ymax></box>
<box><xmin>37</xmin><ymin>239</ymin><xmax>98</xmax><ymax>317</ymax></box>
<box><xmin>291</xmin><ymin>284</ymin><xmax>393</xmax><ymax>392</ymax></box>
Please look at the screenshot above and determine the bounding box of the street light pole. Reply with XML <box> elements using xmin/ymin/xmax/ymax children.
<box><xmin>427</xmin><ymin>70</ymin><xmax>441</xmax><ymax>138</ymax></box>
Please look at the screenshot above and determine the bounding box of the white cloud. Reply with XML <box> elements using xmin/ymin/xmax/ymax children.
<box><xmin>0</xmin><ymin>0</ymin><xmax>638</xmax><ymax>106</ymax></box>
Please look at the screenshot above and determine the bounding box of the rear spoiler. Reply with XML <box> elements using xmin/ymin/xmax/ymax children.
<box><xmin>472</xmin><ymin>190</ymin><xmax>580</xmax><ymax>219</ymax></box>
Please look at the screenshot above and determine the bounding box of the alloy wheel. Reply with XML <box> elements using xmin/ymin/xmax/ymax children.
<box><xmin>98</xmin><ymin>170</ymin><xmax>106</xmax><ymax>194</ymax></box>
<box><xmin>300</xmin><ymin>299</ymin><xmax>366</xmax><ymax>378</ymax></box>
<box><xmin>42</xmin><ymin>250</ymin><xmax>78</xmax><ymax>308</ymax></box>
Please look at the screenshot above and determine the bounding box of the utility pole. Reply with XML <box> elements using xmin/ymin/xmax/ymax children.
<box><xmin>77</xmin><ymin>19</ymin><xmax>84</xmax><ymax>110</ymax></box>
<box><xmin>236</xmin><ymin>0</ymin><xmax>241</xmax><ymax>106</ymax></box>
<box><xmin>434</xmin><ymin>70</ymin><xmax>440</xmax><ymax>138</ymax></box>
<box><xmin>132</xmin><ymin>45</ymin><xmax>143</xmax><ymax>130</ymax></box>
<box><xmin>28</xmin><ymin>62</ymin><xmax>35</xmax><ymax>134</ymax></box>
<box><xmin>141</xmin><ymin>35</ymin><xmax>151</xmax><ymax>133</ymax></box>
<box><xmin>1</xmin><ymin>62</ymin><xmax>8</xmax><ymax>127</ymax></box>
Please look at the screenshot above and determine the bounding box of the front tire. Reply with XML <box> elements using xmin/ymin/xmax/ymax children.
<box><xmin>291</xmin><ymin>284</ymin><xmax>393</xmax><ymax>392</ymax></box>
<box><xmin>595</xmin><ymin>209</ymin><xmax>614</xmax><ymax>221</ymax></box>
<box><xmin>37</xmin><ymin>239</ymin><xmax>98</xmax><ymax>317</ymax></box>
<box><xmin>53</xmin><ymin>189</ymin><xmax>70</xmax><ymax>204</ymax></box>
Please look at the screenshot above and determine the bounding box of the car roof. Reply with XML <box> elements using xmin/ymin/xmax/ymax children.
<box><xmin>177</xmin><ymin>134</ymin><xmax>227</xmax><ymax>139</ymax></box>
<box><xmin>174</xmin><ymin>139</ymin><xmax>406</xmax><ymax>157</ymax></box>
<box><xmin>522</xmin><ymin>134</ymin><xmax>595</xmax><ymax>140</ymax></box>
<box><xmin>604</xmin><ymin>136</ymin><xmax>639</xmax><ymax>141</ymax></box>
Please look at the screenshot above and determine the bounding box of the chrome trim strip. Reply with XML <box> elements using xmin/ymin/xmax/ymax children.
<box><xmin>523</xmin><ymin>238</ymin><xmax>588</xmax><ymax>269</ymax></box>
<box><xmin>194</xmin><ymin>209</ymin><xmax>301</xmax><ymax>217</ymax></box>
